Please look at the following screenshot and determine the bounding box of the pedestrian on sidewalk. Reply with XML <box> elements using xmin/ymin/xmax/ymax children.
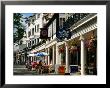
<box><xmin>37</xmin><ymin>60</ymin><xmax>43</xmax><ymax>74</ymax></box>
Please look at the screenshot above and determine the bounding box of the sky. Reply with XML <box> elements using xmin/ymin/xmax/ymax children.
<box><xmin>21</xmin><ymin>13</ymin><xmax>33</xmax><ymax>18</ymax></box>
<box><xmin>21</xmin><ymin>13</ymin><xmax>34</xmax><ymax>26</ymax></box>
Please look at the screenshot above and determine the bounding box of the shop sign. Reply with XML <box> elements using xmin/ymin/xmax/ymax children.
<box><xmin>56</xmin><ymin>27</ymin><xmax>71</xmax><ymax>41</ymax></box>
<box><xmin>40</xmin><ymin>28</ymin><xmax>49</xmax><ymax>39</ymax></box>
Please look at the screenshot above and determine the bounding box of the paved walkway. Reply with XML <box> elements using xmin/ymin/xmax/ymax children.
<box><xmin>13</xmin><ymin>64</ymin><xmax>81</xmax><ymax>75</ymax></box>
<box><xmin>13</xmin><ymin>65</ymin><xmax>38</xmax><ymax>75</ymax></box>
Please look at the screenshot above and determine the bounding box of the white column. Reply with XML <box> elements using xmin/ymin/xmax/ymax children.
<box><xmin>55</xmin><ymin>44</ymin><xmax>61</xmax><ymax>74</ymax></box>
<box><xmin>48</xmin><ymin>48</ymin><xmax>50</xmax><ymax>65</ymax></box>
<box><xmin>79</xmin><ymin>35</ymin><xmax>85</xmax><ymax>75</ymax></box>
<box><xmin>65</xmin><ymin>42</ymin><xmax>69</xmax><ymax>73</ymax></box>
<box><xmin>56</xmin><ymin>44</ymin><xmax>60</xmax><ymax>64</ymax></box>
<box><xmin>46</xmin><ymin>49</ymin><xmax>48</xmax><ymax>65</ymax></box>
<box><xmin>52</xmin><ymin>45</ymin><xmax>55</xmax><ymax>65</ymax></box>
<box><xmin>60</xmin><ymin>53</ymin><xmax>62</xmax><ymax>65</ymax></box>
<box><xmin>17</xmin><ymin>53</ymin><xmax>19</xmax><ymax>64</ymax></box>
<box><xmin>24</xmin><ymin>55</ymin><xmax>25</xmax><ymax>63</ymax></box>
<box><xmin>31</xmin><ymin>57</ymin><xmax>32</xmax><ymax>62</ymax></box>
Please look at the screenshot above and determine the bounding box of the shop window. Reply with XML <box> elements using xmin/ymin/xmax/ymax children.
<box><xmin>59</xmin><ymin>46</ymin><xmax>65</xmax><ymax>65</ymax></box>
<box><xmin>85</xmin><ymin>38</ymin><xmax>97</xmax><ymax>75</ymax></box>
<box><xmin>69</xmin><ymin>45</ymin><xmax>80</xmax><ymax>65</ymax></box>
<box><xmin>70</xmin><ymin>52</ymin><xmax>77</xmax><ymax>65</ymax></box>
<box><xmin>61</xmin><ymin>53</ymin><xmax>65</xmax><ymax>65</ymax></box>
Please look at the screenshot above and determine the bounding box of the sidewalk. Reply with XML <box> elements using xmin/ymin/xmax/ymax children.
<box><xmin>13</xmin><ymin>64</ymin><xmax>81</xmax><ymax>75</ymax></box>
<box><xmin>48</xmin><ymin>71</ymin><xmax>81</xmax><ymax>75</ymax></box>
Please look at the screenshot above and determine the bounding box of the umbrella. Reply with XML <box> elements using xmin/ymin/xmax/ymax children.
<box><xmin>35</xmin><ymin>52</ymin><xmax>49</xmax><ymax>57</ymax></box>
<box><xmin>27</xmin><ymin>53</ymin><xmax>35</xmax><ymax>57</ymax></box>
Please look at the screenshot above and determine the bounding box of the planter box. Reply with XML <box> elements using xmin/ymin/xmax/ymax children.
<box><xmin>58</xmin><ymin>65</ymin><xmax>65</xmax><ymax>75</ymax></box>
<box><xmin>70</xmin><ymin>65</ymin><xmax>78</xmax><ymax>73</ymax></box>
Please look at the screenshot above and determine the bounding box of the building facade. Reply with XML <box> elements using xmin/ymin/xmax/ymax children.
<box><xmin>16</xmin><ymin>13</ymin><xmax>97</xmax><ymax>75</ymax></box>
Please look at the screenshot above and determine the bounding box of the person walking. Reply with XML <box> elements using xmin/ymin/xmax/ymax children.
<box><xmin>37</xmin><ymin>60</ymin><xmax>43</xmax><ymax>74</ymax></box>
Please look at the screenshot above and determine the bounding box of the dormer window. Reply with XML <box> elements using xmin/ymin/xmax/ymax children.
<box><xmin>32</xmin><ymin>19</ymin><xmax>34</xmax><ymax>22</ymax></box>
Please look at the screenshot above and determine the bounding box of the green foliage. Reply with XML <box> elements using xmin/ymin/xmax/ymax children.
<box><xmin>13</xmin><ymin>13</ymin><xmax>24</xmax><ymax>43</ymax></box>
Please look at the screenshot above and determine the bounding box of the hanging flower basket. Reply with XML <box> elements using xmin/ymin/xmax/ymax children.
<box><xmin>86</xmin><ymin>37</ymin><xmax>97</xmax><ymax>51</ymax></box>
<box><xmin>59</xmin><ymin>47</ymin><xmax>65</xmax><ymax>53</ymax></box>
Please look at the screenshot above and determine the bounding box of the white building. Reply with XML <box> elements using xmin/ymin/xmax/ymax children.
<box><xmin>26</xmin><ymin>14</ymin><xmax>41</xmax><ymax>48</ymax></box>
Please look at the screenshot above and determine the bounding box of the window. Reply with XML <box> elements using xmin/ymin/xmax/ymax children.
<box><xmin>32</xmin><ymin>40</ymin><xmax>34</xmax><ymax>45</ymax></box>
<box><xmin>32</xmin><ymin>19</ymin><xmax>34</xmax><ymax>22</ymax></box>
<box><xmin>30</xmin><ymin>41</ymin><xmax>31</xmax><ymax>46</ymax></box>
<box><xmin>32</xmin><ymin>28</ymin><xmax>34</xmax><ymax>35</ymax></box>
<box><xmin>28</xmin><ymin>31</ymin><xmax>31</xmax><ymax>37</ymax></box>
<box><xmin>35</xmin><ymin>39</ymin><xmax>36</xmax><ymax>44</ymax></box>
<box><xmin>35</xmin><ymin>25</ymin><xmax>36</xmax><ymax>32</ymax></box>
<box><xmin>48</xmin><ymin>24</ymin><xmax>52</xmax><ymax>37</ymax></box>
<box><xmin>53</xmin><ymin>19</ymin><xmax>56</xmax><ymax>35</ymax></box>
<box><xmin>37</xmin><ymin>38</ymin><xmax>39</xmax><ymax>44</ymax></box>
<box><xmin>37</xmin><ymin>24</ymin><xmax>39</xmax><ymax>32</ymax></box>
<box><xmin>52</xmin><ymin>23</ymin><xmax>53</xmax><ymax>39</ymax></box>
<box><xmin>59</xmin><ymin>18</ymin><xmax>65</xmax><ymax>28</ymax></box>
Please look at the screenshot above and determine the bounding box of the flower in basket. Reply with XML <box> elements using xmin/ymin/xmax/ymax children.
<box><xmin>59</xmin><ymin>46</ymin><xmax>65</xmax><ymax>53</ymax></box>
<box><xmin>87</xmin><ymin>36</ymin><xmax>97</xmax><ymax>51</ymax></box>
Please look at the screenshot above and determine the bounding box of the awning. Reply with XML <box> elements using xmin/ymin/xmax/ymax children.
<box><xmin>34</xmin><ymin>52</ymin><xmax>49</xmax><ymax>57</ymax></box>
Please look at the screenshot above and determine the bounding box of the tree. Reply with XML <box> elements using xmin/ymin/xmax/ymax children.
<box><xmin>13</xmin><ymin>13</ymin><xmax>25</xmax><ymax>43</ymax></box>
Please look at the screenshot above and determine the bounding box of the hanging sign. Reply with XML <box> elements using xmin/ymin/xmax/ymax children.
<box><xmin>40</xmin><ymin>28</ymin><xmax>49</xmax><ymax>39</ymax></box>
